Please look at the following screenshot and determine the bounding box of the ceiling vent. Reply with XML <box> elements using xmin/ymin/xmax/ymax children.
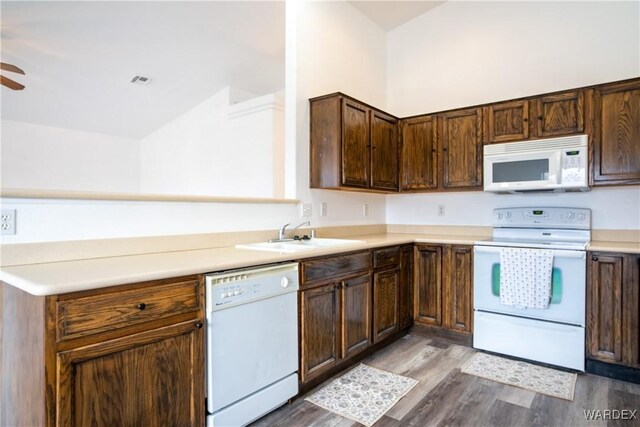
<box><xmin>131</xmin><ymin>75</ymin><xmax>152</xmax><ymax>85</ymax></box>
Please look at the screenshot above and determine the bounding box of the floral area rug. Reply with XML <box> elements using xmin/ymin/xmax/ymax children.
<box><xmin>305</xmin><ymin>364</ymin><xmax>418</xmax><ymax>426</ymax></box>
<box><xmin>461</xmin><ymin>352</ymin><xmax>577</xmax><ymax>400</ymax></box>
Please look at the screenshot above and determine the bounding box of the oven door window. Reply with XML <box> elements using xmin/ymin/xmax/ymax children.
<box><xmin>491</xmin><ymin>263</ymin><xmax>563</xmax><ymax>304</ymax></box>
<box><xmin>492</xmin><ymin>159</ymin><xmax>550</xmax><ymax>183</ymax></box>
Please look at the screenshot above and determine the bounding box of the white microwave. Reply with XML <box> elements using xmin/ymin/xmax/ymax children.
<box><xmin>483</xmin><ymin>134</ymin><xmax>589</xmax><ymax>193</ymax></box>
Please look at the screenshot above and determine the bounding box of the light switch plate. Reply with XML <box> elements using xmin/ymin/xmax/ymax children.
<box><xmin>320</xmin><ymin>202</ymin><xmax>327</xmax><ymax>217</ymax></box>
<box><xmin>301</xmin><ymin>203</ymin><xmax>312</xmax><ymax>217</ymax></box>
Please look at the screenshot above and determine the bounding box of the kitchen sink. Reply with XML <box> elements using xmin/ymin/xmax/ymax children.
<box><xmin>236</xmin><ymin>238</ymin><xmax>364</xmax><ymax>253</ymax></box>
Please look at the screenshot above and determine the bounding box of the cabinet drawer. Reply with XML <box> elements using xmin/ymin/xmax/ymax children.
<box><xmin>373</xmin><ymin>247</ymin><xmax>400</xmax><ymax>270</ymax></box>
<box><xmin>56</xmin><ymin>277</ymin><xmax>201</xmax><ymax>341</ymax></box>
<box><xmin>302</xmin><ymin>252</ymin><xmax>371</xmax><ymax>285</ymax></box>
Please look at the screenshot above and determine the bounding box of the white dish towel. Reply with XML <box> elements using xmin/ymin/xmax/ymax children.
<box><xmin>499</xmin><ymin>248</ymin><xmax>554</xmax><ymax>309</ymax></box>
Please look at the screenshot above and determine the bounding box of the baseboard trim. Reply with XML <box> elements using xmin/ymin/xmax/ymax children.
<box><xmin>586</xmin><ymin>359</ymin><xmax>640</xmax><ymax>384</ymax></box>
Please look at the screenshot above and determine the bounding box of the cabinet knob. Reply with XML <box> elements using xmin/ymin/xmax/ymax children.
<box><xmin>137</xmin><ymin>303</ymin><xmax>146</xmax><ymax>310</ymax></box>
<box><xmin>523</xmin><ymin>117</ymin><xmax>528</xmax><ymax>122</ymax></box>
<box><xmin>537</xmin><ymin>115</ymin><xmax>543</xmax><ymax>120</ymax></box>
<box><xmin>196</xmin><ymin>322</ymin><xmax>203</xmax><ymax>329</ymax></box>
<box><xmin>443</xmin><ymin>147</ymin><xmax>448</xmax><ymax>152</ymax></box>
<box><xmin>432</xmin><ymin>149</ymin><xmax>436</xmax><ymax>153</ymax></box>
<box><xmin>592</xmin><ymin>256</ymin><xmax>598</xmax><ymax>261</ymax></box>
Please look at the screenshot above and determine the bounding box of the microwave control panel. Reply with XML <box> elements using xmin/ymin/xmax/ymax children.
<box><xmin>560</xmin><ymin>148</ymin><xmax>587</xmax><ymax>185</ymax></box>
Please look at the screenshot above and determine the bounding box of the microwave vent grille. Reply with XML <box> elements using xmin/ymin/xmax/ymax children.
<box><xmin>484</xmin><ymin>134</ymin><xmax>588</xmax><ymax>155</ymax></box>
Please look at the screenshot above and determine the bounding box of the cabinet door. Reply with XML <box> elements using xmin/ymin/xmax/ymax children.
<box><xmin>300</xmin><ymin>283</ymin><xmax>341</xmax><ymax>381</ymax></box>
<box><xmin>401</xmin><ymin>115</ymin><xmax>438</xmax><ymax>190</ymax></box>
<box><xmin>341</xmin><ymin>274</ymin><xmax>372</xmax><ymax>359</ymax></box>
<box><xmin>623</xmin><ymin>254</ymin><xmax>640</xmax><ymax>368</ymax></box>
<box><xmin>587</xmin><ymin>254</ymin><xmax>623</xmax><ymax>364</ymax></box>
<box><xmin>440</xmin><ymin>108</ymin><xmax>483</xmax><ymax>188</ymax></box>
<box><xmin>485</xmin><ymin>100</ymin><xmax>529</xmax><ymax>143</ymax></box>
<box><xmin>415</xmin><ymin>245</ymin><xmax>442</xmax><ymax>326</ymax></box>
<box><xmin>592</xmin><ymin>80</ymin><xmax>640</xmax><ymax>185</ymax></box>
<box><xmin>371</xmin><ymin>110</ymin><xmax>399</xmax><ymax>191</ymax></box>
<box><xmin>399</xmin><ymin>245</ymin><xmax>414</xmax><ymax>328</ymax></box>
<box><xmin>373</xmin><ymin>268</ymin><xmax>399</xmax><ymax>343</ymax></box>
<box><xmin>341</xmin><ymin>99</ymin><xmax>370</xmax><ymax>188</ymax></box>
<box><xmin>532</xmin><ymin>91</ymin><xmax>584</xmax><ymax>138</ymax></box>
<box><xmin>56</xmin><ymin>320</ymin><xmax>204</xmax><ymax>427</ymax></box>
<box><xmin>444</xmin><ymin>246</ymin><xmax>473</xmax><ymax>333</ymax></box>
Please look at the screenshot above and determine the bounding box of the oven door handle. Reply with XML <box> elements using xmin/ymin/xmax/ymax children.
<box><xmin>473</xmin><ymin>245</ymin><xmax>586</xmax><ymax>259</ymax></box>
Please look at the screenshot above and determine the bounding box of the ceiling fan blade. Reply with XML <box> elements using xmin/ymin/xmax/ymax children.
<box><xmin>0</xmin><ymin>62</ymin><xmax>25</xmax><ymax>75</ymax></box>
<box><xmin>1</xmin><ymin>75</ymin><xmax>25</xmax><ymax>90</ymax></box>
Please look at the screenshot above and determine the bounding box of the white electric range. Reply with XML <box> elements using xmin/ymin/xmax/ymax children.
<box><xmin>473</xmin><ymin>207</ymin><xmax>590</xmax><ymax>371</ymax></box>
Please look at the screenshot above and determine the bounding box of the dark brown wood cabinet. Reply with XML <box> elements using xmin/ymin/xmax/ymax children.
<box><xmin>299</xmin><ymin>246</ymin><xmax>413</xmax><ymax>390</ymax></box>
<box><xmin>592</xmin><ymin>80</ymin><xmax>640</xmax><ymax>186</ymax></box>
<box><xmin>587</xmin><ymin>252</ymin><xmax>639</xmax><ymax>369</ymax></box>
<box><xmin>530</xmin><ymin>90</ymin><xmax>585</xmax><ymax>138</ymax></box>
<box><xmin>311</xmin><ymin>78</ymin><xmax>640</xmax><ymax>193</ymax></box>
<box><xmin>443</xmin><ymin>245</ymin><xmax>473</xmax><ymax>332</ymax></box>
<box><xmin>310</xmin><ymin>94</ymin><xmax>399</xmax><ymax>192</ymax></box>
<box><xmin>300</xmin><ymin>282</ymin><xmax>342</xmax><ymax>381</ymax></box>
<box><xmin>341</xmin><ymin>99</ymin><xmax>370</xmax><ymax>188</ymax></box>
<box><xmin>415</xmin><ymin>244</ymin><xmax>473</xmax><ymax>336</ymax></box>
<box><xmin>341</xmin><ymin>274</ymin><xmax>372</xmax><ymax>359</ymax></box>
<box><xmin>399</xmin><ymin>245</ymin><xmax>415</xmax><ymax>328</ymax></box>
<box><xmin>371</xmin><ymin>110</ymin><xmax>399</xmax><ymax>191</ymax></box>
<box><xmin>415</xmin><ymin>245</ymin><xmax>443</xmax><ymax>326</ymax></box>
<box><xmin>1</xmin><ymin>276</ymin><xmax>205</xmax><ymax>427</ymax></box>
<box><xmin>440</xmin><ymin>108</ymin><xmax>483</xmax><ymax>189</ymax></box>
<box><xmin>484</xmin><ymin>100</ymin><xmax>530</xmax><ymax>143</ymax></box>
<box><xmin>400</xmin><ymin>115</ymin><xmax>438</xmax><ymax>190</ymax></box>
<box><xmin>299</xmin><ymin>251</ymin><xmax>372</xmax><ymax>384</ymax></box>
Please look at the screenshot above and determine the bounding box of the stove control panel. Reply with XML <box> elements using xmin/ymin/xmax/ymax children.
<box><xmin>492</xmin><ymin>207</ymin><xmax>591</xmax><ymax>229</ymax></box>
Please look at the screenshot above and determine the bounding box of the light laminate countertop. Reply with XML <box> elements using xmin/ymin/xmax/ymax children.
<box><xmin>1</xmin><ymin>233</ymin><xmax>637</xmax><ymax>296</ymax></box>
<box><xmin>0</xmin><ymin>233</ymin><xmax>486</xmax><ymax>296</ymax></box>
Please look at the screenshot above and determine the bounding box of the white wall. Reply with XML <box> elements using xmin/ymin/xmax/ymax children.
<box><xmin>387</xmin><ymin>1</ymin><xmax>640</xmax><ymax>116</ymax></box>
<box><xmin>0</xmin><ymin>0</ymin><xmax>390</xmax><ymax>244</ymax></box>
<box><xmin>291</xmin><ymin>0</ymin><xmax>389</xmax><ymax>226</ymax></box>
<box><xmin>386</xmin><ymin>1</ymin><xmax>640</xmax><ymax>230</ymax></box>
<box><xmin>139</xmin><ymin>87</ymin><xmax>285</xmax><ymax>198</ymax></box>
<box><xmin>0</xmin><ymin>120</ymin><xmax>140</xmax><ymax>192</ymax></box>
<box><xmin>387</xmin><ymin>187</ymin><xmax>640</xmax><ymax>230</ymax></box>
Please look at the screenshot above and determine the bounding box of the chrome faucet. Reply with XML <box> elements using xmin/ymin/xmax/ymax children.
<box><xmin>272</xmin><ymin>221</ymin><xmax>310</xmax><ymax>242</ymax></box>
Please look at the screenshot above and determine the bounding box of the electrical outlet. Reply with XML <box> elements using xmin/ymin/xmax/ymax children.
<box><xmin>1</xmin><ymin>209</ymin><xmax>16</xmax><ymax>235</ymax></box>
<box><xmin>362</xmin><ymin>203</ymin><xmax>369</xmax><ymax>216</ymax></box>
<box><xmin>301</xmin><ymin>203</ymin><xmax>312</xmax><ymax>217</ymax></box>
<box><xmin>320</xmin><ymin>202</ymin><xmax>327</xmax><ymax>217</ymax></box>
<box><xmin>438</xmin><ymin>205</ymin><xmax>445</xmax><ymax>216</ymax></box>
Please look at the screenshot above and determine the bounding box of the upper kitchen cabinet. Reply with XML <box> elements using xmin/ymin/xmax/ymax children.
<box><xmin>440</xmin><ymin>108</ymin><xmax>483</xmax><ymax>189</ymax></box>
<box><xmin>591</xmin><ymin>79</ymin><xmax>640</xmax><ymax>186</ymax></box>
<box><xmin>370</xmin><ymin>110</ymin><xmax>400</xmax><ymax>190</ymax></box>
<box><xmin>310</xmin><ymin>94</ymin><xmax>399</xmax><ymax>193</ymax></box>
<box><xmin>400</xmin><ymin>115</ymin><xmax>438</xmax><ymax>191</ymax></box>
<box><xmin>530</xmin><ymin>90</ymin><xmax>585</xmax><ymax>138</ymax></box>
<box><xmin>484</xmin><ymin>100</ymin><xmax>530</xmax><ymax>143</ymax></box>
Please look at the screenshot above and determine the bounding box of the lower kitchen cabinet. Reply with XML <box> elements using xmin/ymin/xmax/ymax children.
<box><xmin>299</xmin><ymin>246</ymin><xmax>413</xmax><ymax>389</ymax></box>
<box><xmin>373</xmin><ymin>267</ymin><xmax>399</xmax><ymax>343</ymax></box>
<box><xmin>342</xmin><ymin>274</ymin><xmax>372</xmax><ymax>358</ymax></box>
<box><xmin>1</xmin><ymin>275</ymin><xmax>205</xmax><ymax>427</ymax></box>
<box><xmin>415</xmin><ymin>244</ymin><xmax>473</xmax><ymax>335</ymax></box>
<box><xmin>300</xmin><ymin>282</ymin><xmax>342</xmax><ymax>381</ymax></box>
<box><xmin>587</xmin><ymin>252</ymin><xmax>640</xmax><ymax>368</ymax></box>
<box><xmin>399</xmin><ymin>245</ymin><xmax>415</xmax><ymax>328</ymax></box>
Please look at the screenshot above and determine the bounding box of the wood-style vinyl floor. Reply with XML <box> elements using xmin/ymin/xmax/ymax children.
<box><xmin>251</xmin><ymin>333</ymin><xmax>640</xmax><ymax>427</ymax></box>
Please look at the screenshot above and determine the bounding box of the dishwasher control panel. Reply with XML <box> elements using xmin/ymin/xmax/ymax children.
<box><xmin>205</xmin><ymin>263</ymin><xmax>299</xmax><ymax>311</ymax></box>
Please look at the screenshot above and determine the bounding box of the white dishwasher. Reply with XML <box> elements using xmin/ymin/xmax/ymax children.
<box><xmin>205</xmin><ymin>263</ymin><xmax>299</xmax><ymax>427</ymax></box>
